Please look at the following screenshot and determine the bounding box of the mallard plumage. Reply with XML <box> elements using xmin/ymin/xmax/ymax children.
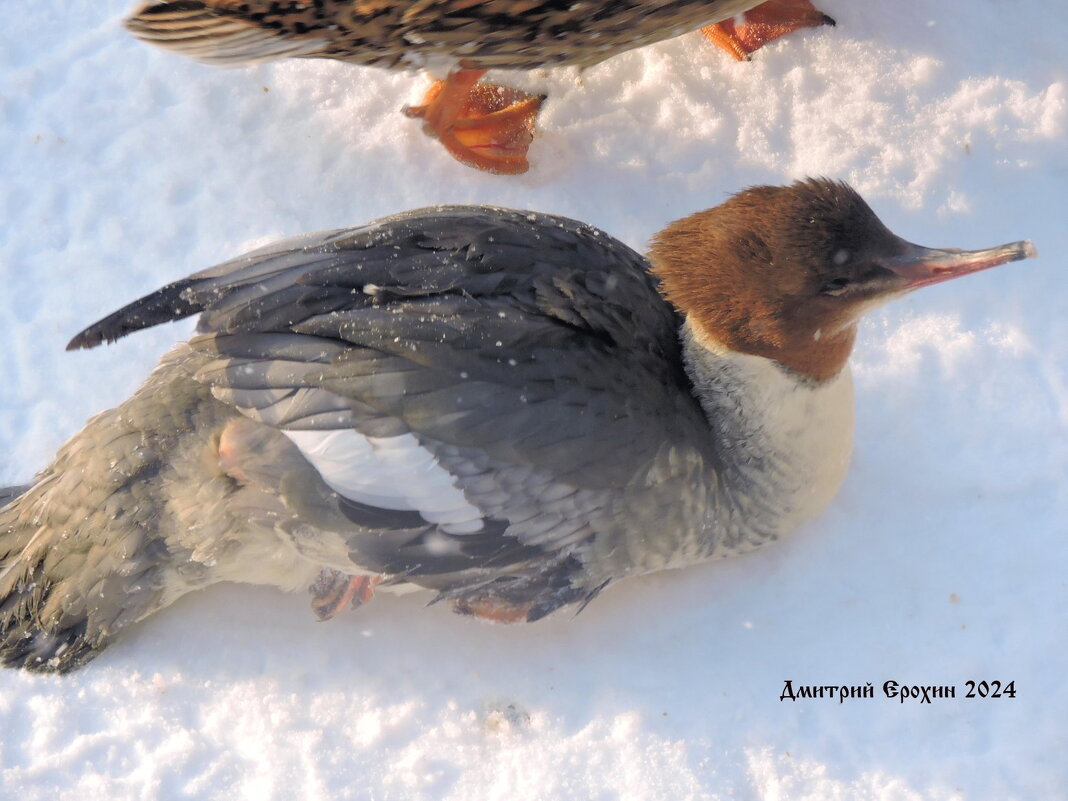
<box><xmin>125</xmin><ymin>0</ymin><xmax>834</xmax><ymax>173</ymax></box>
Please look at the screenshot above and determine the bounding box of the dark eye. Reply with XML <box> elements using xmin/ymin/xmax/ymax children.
<box><xmin>820</xmin><ymin>277</ymin><xmax>851</xmax><ymax>296</ymax></box>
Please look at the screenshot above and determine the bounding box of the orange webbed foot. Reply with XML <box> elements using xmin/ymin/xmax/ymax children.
<box><xmin>450</xmin><ymin>594</ymin><xmax>534</xmax><ymax>624</ymax></box>
<box><xmin>311</xmin><ymin>571</ymin><xmax>382</xmax><ymax>621</ymax></box>
<box><xmin>702</xmin><ymin>0</ymin><xmax>835</xmax><ymax>61</ymax></box>
<box><xmin>404</xmin><ymin>69</ymin><xmax>545</xmax><ymax>175</ymax></box>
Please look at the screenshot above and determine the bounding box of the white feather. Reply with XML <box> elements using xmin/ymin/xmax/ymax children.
<box><xmin>283</xmin><ymin>430</ymin><xmax>485</xmax><ymax>534</ymax></box>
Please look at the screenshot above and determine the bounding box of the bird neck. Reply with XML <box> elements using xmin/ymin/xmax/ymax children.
<box><xmin>681</xmin><ymin>320</ymin><xmax>856</xmax><ymax>555</ymax></box>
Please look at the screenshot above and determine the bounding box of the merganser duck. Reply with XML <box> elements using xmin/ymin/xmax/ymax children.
<box><xmin>123</xmin><ymin>0</ymin><xmax>834</xmax><ymax>174</ymax></box>
<box><xmin>0</xmin><ymin>179</ymin><xmax>1034</xmax><ymax>673</ymax></box>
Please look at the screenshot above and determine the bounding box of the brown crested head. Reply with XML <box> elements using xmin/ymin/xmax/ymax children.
<box><xmin>648</xmin><ymin>178</ymin><xmax>1035</xmax><ymax>382</ymax></box>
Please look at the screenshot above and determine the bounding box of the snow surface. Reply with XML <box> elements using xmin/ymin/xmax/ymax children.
<box><xmin>1</xmin><ymin>1</ymin><xmax>1066</xmax><ymax>798</ymax></box>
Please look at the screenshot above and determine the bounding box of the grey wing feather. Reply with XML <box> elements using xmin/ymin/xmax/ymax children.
<box><xmin>70</xmin><ymin>207</ymin><xmax>678</xmax><ymax>360</ymax></box>
<box><xmin>69</xmin><ymin>207</ymin><xmax>715</xmax><ymax>594</ymax></box>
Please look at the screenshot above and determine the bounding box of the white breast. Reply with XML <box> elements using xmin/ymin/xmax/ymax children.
<box><xmin>683</xmin><ymin>321</ymin><xmax>856</xmax><ymax>553</ymax></box>
<box><xmin>732</xmin><ymin>350</ymin><xmax>855</xmax><ymax>526</ymax></box>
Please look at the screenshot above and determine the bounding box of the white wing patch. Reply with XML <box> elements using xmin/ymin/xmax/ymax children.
<box><xmin>284</xmin><ymin>430</ymin><xmax>485</xmax><ymax>534</ymax></box>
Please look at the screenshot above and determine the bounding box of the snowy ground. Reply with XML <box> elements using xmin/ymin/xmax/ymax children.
<box><xmin>1</xmin><ymin>0</ymin><xmax>1066</xmax><ymax>798</ymax></box>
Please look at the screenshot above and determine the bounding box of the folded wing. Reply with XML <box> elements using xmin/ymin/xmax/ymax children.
<box><xmin>71</xmin><ymin>207</ymin><xmax>716</xmax><ymax>612</ymax></box>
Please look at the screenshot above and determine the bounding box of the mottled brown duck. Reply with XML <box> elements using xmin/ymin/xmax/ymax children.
<box><xmin>125</xmin><ymin>0</ymin><xmax>834</xmax><ymax>173</ymax></box>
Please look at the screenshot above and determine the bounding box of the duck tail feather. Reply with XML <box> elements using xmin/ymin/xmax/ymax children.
<box><xmin>125</xmin><ymin>1</ymin><xmax>329</xmax><ymax>66</ymax></box>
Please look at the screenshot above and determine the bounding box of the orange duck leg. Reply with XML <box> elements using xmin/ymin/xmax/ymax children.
<box><xmin>311</xmin><ymin>571</ymin><xmax>383</xmax><ymax>621</ymax></box>
<box><xmin>702</xmin><ymin>0</ymin><xmax>835</xmax><ymax>61</ymax></box>
<box><xmin>404</xmin><ymin>68</ymin><xmax>545</xmax><ymax>175</ymax></box>
<box><xmin>450</xmin><ymin>594</ymin><xmax>535</xmax><ymax>624</ymax></box>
